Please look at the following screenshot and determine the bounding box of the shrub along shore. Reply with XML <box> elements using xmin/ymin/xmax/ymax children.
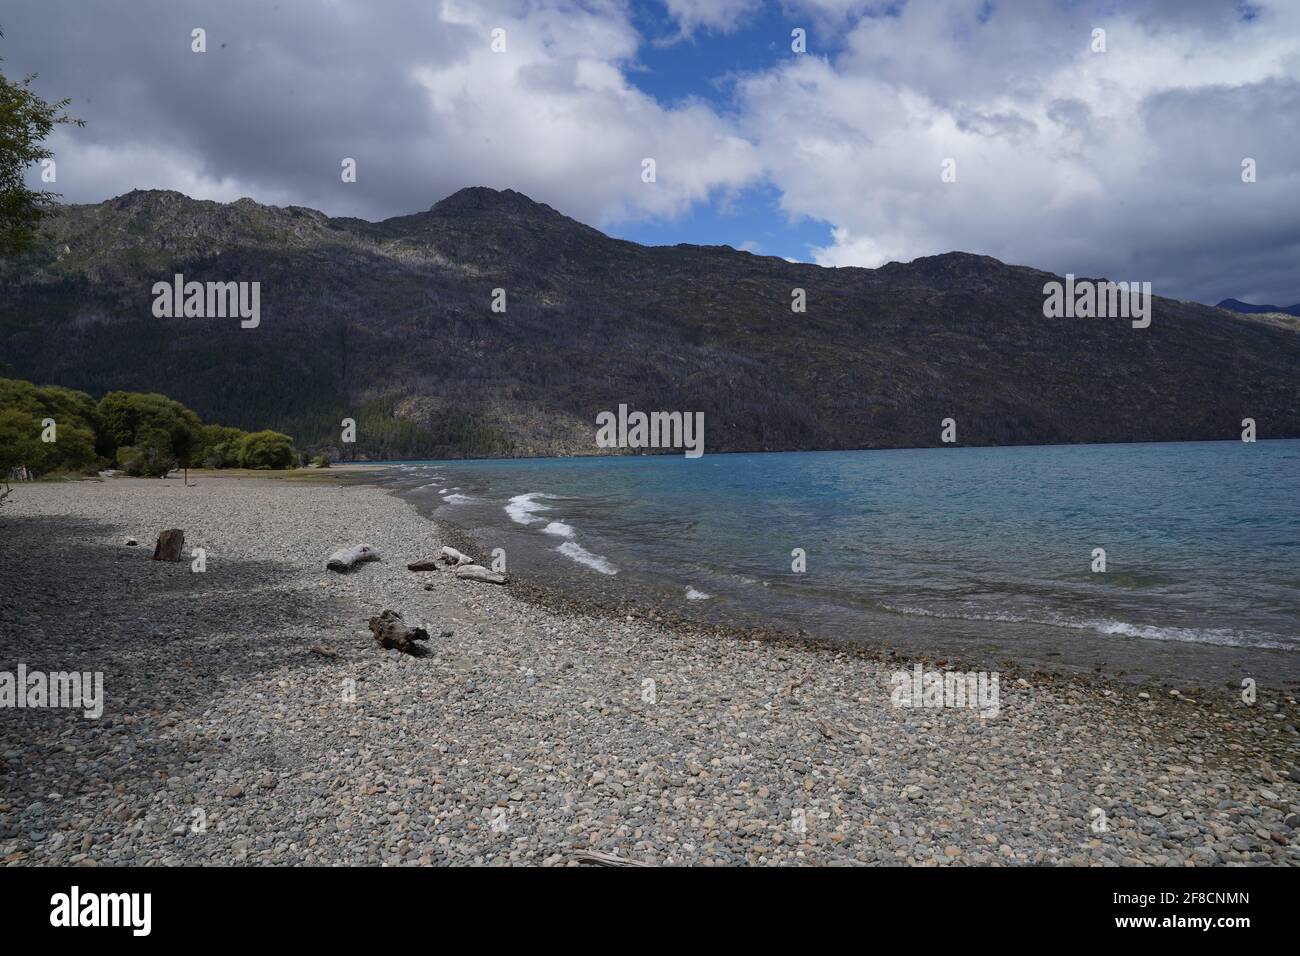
<box><xmin>0</xmin><ymin>376</ymin><xmax>301</xmax><ymax>481</ymax></box>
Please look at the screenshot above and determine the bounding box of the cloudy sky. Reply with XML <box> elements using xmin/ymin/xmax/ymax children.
<box><xmin>5</xmin><ymin>0</ymin><xmax>1298</xmax><ymax>305</ymax></box>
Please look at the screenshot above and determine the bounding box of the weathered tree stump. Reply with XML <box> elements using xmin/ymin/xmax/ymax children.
<box><xmin>152</xmin><ymin>529</ymin><xmax>185</xmax><ymax>561</ymax></box>
<box><xmin>326</xmin><ymin>544</ymin><xmax>381</xmax><ymax>572</ymax></box>
<box><xmin>367</xmin><ymin>610</ymin><xmax>430</xmax><ymax>655</ymax></box>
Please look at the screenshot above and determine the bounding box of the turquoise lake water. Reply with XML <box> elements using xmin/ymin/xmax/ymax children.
<box><xmin>377</xmin><ymin>440</ymin><xmax>1300</xmax><ymax>685</ymax></box>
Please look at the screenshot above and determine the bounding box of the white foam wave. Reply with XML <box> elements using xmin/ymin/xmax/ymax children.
<box><xmin>556</xmin><ymin>541</ymin><xmax>618</xmax><ymax>575</ymax></box>
<box><xmin>882</xmin><ymin>604</ymin><xmax>1295</xmax><ymax>651</ymax></box>
<box><xmin>506</xmin><ymin>492</ymin><xmax>556</xmax><ymax>526</ymax></box>
<box><xmin>542</xmin><ymin>521</ymin><xmax>575</xmax><ymax>538</ymax></box>
<box><xmin>686</xmin><ymin>587</ymin><xmax>712</xmax><ymax>600</ymax></box>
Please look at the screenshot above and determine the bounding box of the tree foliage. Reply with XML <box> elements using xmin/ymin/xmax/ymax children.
<box><xmin>238</xmin><ymin>430</ymin><xmax>296</xmax><ymax>470</ymax></box>
<box><xmin>96</xmin><ymin>390</ymin><xmax>203</xmax><ymax>476</ymax></box>
<box><xmin>0</xmin><ymin>377</ymin><xmax>98</xmax><ymax>477</ymax></box>
<box><xmin>0</xmin><ymin>376</ymin><xmax>294</xmax><ymax>481</ymax></box>
<box><xmin>197</xmin><ymin>424</ymin><xmax>248</xmax><ymax>468</ymax></box>
<box><xmin>0</xmin><ymin>28</ymin><xmax>84</xmax><ymax>255</ymax></box>
<box><xmin>0</xmin><ymin>406</ymin><xmax>43</xmax><ymax>475</ymax></box>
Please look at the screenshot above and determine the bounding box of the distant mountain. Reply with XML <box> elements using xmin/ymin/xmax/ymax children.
<box><xmin>2</xmin><ymin>187</ymin><xmax>1298</xmax><ymax>458</ymax></box>
<box><xmin>1217</xmin><ymin>298</ymin><xmax>1300</xmax><ymax>317</ymax></box>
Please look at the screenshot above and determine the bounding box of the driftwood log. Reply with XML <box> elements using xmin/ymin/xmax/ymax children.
<box><xmin>152</xmin><ymin>529</ymin><xmax>185</xmax><ymax>561</ymax></box>
<box><xmin>407</xmin><ymin>559</ymin><xmax>441</xmax><ymax>571</ymax></box>
<box><xmin>438</xmin><ymin>546</ymin><xmax>475</xmax><ymax>566</ymax></box>
<box><xmin>327</xmin><ymin>544</ymin><xmax>381</xmax><ymax>572</ymax></box>
<box><xmin>574</xmin><ymin>850</ymin><xmax>654</xmax><ymax>867</ymax></box>
<box><xmin>455</xmin><ymin>564</ymin><xmax>507</xmax><ymax>584</ymax></box>
<box><xmin>367</xmin><ymin>610</ymin><xmax>429</xmax><ymax>655</ymax></box>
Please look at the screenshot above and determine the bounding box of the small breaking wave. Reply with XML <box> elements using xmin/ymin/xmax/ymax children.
<box><xmin>686</xmin><ymin>587</ymin><xmax>712</xmax><ymax>600</ymax></box>
<box><xmin>557</xmin><ymin>541</ymin><xmax>618</xmax><ymax>575</ymax></box>
<box><xmin>506</xmin><ymin>492</ymin><xmax>556</xmax><ymax>525</ymax></box>
<box><xmin>881</xmin><ymin>603</ymin><xmax>1295</xmax><ymax>651</ymax></box>
<box><xmin>505</xmin><ymin>493</ymin><xmax>612</xmax><ymax>574</ymax></box>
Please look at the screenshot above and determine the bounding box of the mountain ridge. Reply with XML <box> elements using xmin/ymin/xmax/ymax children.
<box><xmin>1217</xmin><ymin>297</ymin><xmax>1300</xmax><ymax>317</ymax></box>
<box><xmin>2</xmin><ymin>186</ymin><xmax>1297</xmax><ymax>459</ymax></box>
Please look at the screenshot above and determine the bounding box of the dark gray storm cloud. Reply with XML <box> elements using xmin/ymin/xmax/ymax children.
<box><xmin>6</xmin><ymin>0</ymin><xmax>477</xmax><ymax>217</ymax></box>
<box><xmin>4</xmin><ymin>0</ymin><xmax>1298</xmax><ymax>305</ymax></box>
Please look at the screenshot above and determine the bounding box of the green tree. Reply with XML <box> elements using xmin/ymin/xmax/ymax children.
<box><xmin>196</xmin><ymin>424</ymin><xmax>248</xmax><ymax>468</ymax></box>
<box><xmin>171</xmin><ymin>418</ymin><xmax>198</xmax><ymax>484</ymax></box>
<box><xmin>0</xmin><ymin>376</ymin><xmax>44</xmax><ymax>415</ymax></box>
<box><xmin>0</xmin><ymin>406</ymin><xmax>46</xmax><ymax>482</ymax></box>
<box><xmin>95</xmin><ymin>390</ymin><xmax>201</xmax><ymax>477</ymax></box>
<box><xmin>0</xmin><ymin>374</ymin><xmax>298</xmax><ymax>483</ymax></box>
<box><xmin>205</xmin><ymin>440</ymin><xmax>243</xmax><ymax>469</ymax></box>
<box><xmin>0</xmin><ymin>27</ymin><xmax>84</xmax><ymax>255</ymax></box>
<box><xmin>239</xmin><ymin>430</ymin><xmax>296</xmax><ymax>470</ymax></box>
<box><xmin>41</xmin><ymin>419</ymin><xmax>96</xmax><ymax>473</ymax></box>
<box><xmin>0</xmin><ymin>377</ymin><xmax>99</xmax><ymax>477</ymax></box>
<box><xmin>116</xmin><ymin>427</ymin><xmax>178</xmax><ymax>478</ymax></box>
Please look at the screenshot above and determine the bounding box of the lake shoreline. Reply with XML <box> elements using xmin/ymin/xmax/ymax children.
<box><xmin>1</xmin><ymin>472</ymin><xmax>1296</xmax><ymax>866</ymax></box>
<box><xmin>380</xmin><ymin>443</ymin><xmax>1300</xmax><ymax>691</ymax></box>
<box><xmin>420</xmin><ymin>494</ymin><xmax>1300</xmax><ymax>694</ymax></box>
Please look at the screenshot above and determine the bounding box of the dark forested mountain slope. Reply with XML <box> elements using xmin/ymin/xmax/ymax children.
<box><xmin>2</xmin><ymin>187</ymin><xmax>1297</xmax><ymax>458</ymax></box>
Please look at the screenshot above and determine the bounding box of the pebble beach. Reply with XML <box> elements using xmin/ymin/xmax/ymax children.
<box><xmin>1</xmin><ymin>472</ymin><xmax>1297</xmax><ymax>866</ymax></box>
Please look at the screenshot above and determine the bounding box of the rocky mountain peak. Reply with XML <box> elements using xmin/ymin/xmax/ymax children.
<box><xmin>429</xmin><ymin>186</ymin><xmax>563</xmax><ymax>219</ymax></box>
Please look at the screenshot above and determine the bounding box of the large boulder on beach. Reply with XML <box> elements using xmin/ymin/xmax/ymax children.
<box><xmin>367</xmin><ymin>609</ymin><xmax>429</xmax><ymax>654</ymax></box>
<box><xmin>152</xmin><ymin>529</ymin><xmax>184</xmax><ymax>561</ymax></box>
<box><xmin>455</xmin><ymin>564</ymin><xmax>507</xmax><ymax>584</ymax></box>
<box><xmin>326</xmin><ymin>544</ymin><xmax>381</xmax><ymax>572</ymax></box>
